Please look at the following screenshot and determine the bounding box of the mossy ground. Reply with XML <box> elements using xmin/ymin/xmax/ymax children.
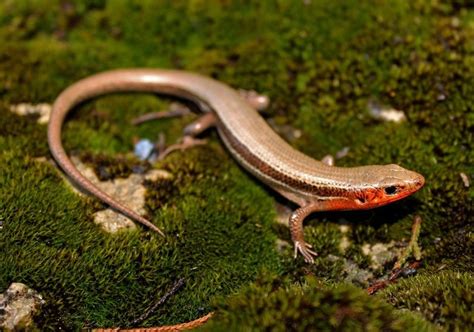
<box><xmin>0</xmin><ymin>0</ymin><xmax>472</xmax><ymax>331</ymax></box>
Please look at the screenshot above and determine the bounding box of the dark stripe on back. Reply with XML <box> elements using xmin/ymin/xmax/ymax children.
<box><xmin>218</xmin><ymin>124</ymin><xmax>340</xmax><ymax>197</ymax></box>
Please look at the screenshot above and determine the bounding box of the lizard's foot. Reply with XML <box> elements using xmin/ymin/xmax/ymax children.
<box><xmin>294</xmin><ymin>241</ymin><xmax>318</xmax><ymax>264</ymax></box>
<box><xmin>158</xmin><ymin>136</ymin><xmax>207</xmax><ymax>160</ymax></box>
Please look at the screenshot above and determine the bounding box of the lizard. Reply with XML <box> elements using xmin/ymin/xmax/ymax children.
<box><xmin>48</xmin><ymin>68</ymin><xmax>425</xmax><ymax>263</ymax></box>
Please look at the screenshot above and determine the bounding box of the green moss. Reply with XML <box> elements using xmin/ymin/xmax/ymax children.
<box><xmin>0</xmin><ymin>103</ymin><xmax>49</xmax><ymax>156</ymax></box>
<box><xmin>0</xmin><ymin>0</ymin><xmax>473</xmax><ymax>330</ymax></box>
<box><xmin>280</xmin><ymin>0</ymin><xmax>473</xmax><ymax>283</ymax></box>
<box><xmin>424</xmin><ymin>222</ymin><xmax>473</xmax><ymax>273</ymax></box>
<box><xmin>0</xmin><ymin>110</ymin><xmax>280</xmax><ymax>330</ymax></box>
<box><xmin>379</xmin><ymin>271</ymin><xmax>474</xmax><ymax>330</ymax></box>
<box><xmin>201</xmin><ymin>275</ymin><xmax>436</xmax><ymax>331</ymax></box>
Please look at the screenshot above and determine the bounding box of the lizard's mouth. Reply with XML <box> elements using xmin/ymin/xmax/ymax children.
<box><xmin>390</xmin><ymin>174</ymin><xmax>425</xmax><ymax>202</ymax></box>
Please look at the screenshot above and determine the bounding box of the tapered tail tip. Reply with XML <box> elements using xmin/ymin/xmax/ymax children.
<box><xmin>139</xmin><ymin>217</ymin><xmax>165</xmax><ymax>237</ymax></box>
<box><xmin>152</xmin><ymin>225</ymin><xmax>166</xmax><ymax>237</ymax></box>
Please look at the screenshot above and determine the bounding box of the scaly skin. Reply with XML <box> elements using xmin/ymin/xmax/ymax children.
<box><xmin>48</xmin><ymin>69</ymin><xmax>425</xmax><ymax>263</ymax></box>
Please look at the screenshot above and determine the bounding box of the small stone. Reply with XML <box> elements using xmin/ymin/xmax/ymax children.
<box><xmin>362</xmin><ymin>241</ymin><xmax>402</xmax><ymax>270</ymax></box>
<box><xmin>93</xmin><ymin>209</ymin><xmax>136</xmax><ymax>233</ymax></box>
<box><xmin>459</xmin><ymin>172</ymin><xmax>470</xmax><ymax>188</ymax></box>
<box><xmin>9</xmin><ymin>103</ymin><xmax>52</xmax><ymax>124</ymax></box>
<box><xmin>437</xmin><ymin>93</ymin><xmax>446</xmax><ymax>101</ymax></box>
<box><xmin>0</xmin><ymin>283</ymin><xmax>45</xmax><ymax>331</ymax></box>
<box><xmin>339</xmin><ymin>225</ymin><xmax>350</xmax><ymax>233</ymax></box>
<box><xmin>327</xmin><ymin>255</ymin><xmax>374</xmax><ymax>286</ymax></box>
<box><xmin>144</xmin><ymin>169</ymin><xmax>173</xmax><ymax>181</ymax></box>
<box><xmin>367</xmin><ymin>99</ymin><xmax>406</xmax><ymax>123</ymax></box>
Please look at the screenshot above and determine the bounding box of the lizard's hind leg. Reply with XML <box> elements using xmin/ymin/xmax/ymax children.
<box><xmin>131</xmin><ymin>102</ymin><xmax>214</xmax><ymax>160</ymax></box>
<box><xmin>157</xmin><ymin>112</ymin><xmax>216</xmax><ymax>160</ymax></box>
<box><xmin>132</xmin><ymin>89</ymin><xmax>269</xmax><ymax>160</ymax></box>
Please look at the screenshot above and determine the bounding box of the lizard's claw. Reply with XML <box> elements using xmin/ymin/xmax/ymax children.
<box><xmin>294</xmin><ymin>241</ymin><xmax>318</xmax><ymax>264</ymax></box>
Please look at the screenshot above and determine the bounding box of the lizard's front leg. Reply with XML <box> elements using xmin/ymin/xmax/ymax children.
<box><xmin>289</xmin><ymin>202</ymin><xmax>324</xmax><ymax>263</ymax></box>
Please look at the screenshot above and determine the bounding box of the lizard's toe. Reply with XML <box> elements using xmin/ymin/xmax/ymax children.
<box><xmin>294</xmin><ymin>241</ymin><xmax>318</xmax><ymax>264</ymax></box>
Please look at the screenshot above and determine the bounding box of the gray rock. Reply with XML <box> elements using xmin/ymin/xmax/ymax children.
<box><xmin>9</xmin><ymin>103</ymin><xmax>52</xmax><ymax>124</ymax></box>
<box><xmin>327</xmin><ymin>255</ymin><xmax>374</xmax><ymax>286</ymax></box>
<box><xmin>0</xmin><ymin>283</ymin><xmax>45</xmax><ymax>331</ymax></box>
<box><xmin>34</xmin><ymin>155</ymin><xmax>172</xmax><ymax>233</ymax></box>
<box><xmin>361</xmin><ymin>242</ymin><xmax>402</xmax><ymax>270</ymax></box>
<box><xmin>70</xmin><ymin>157</ymin><xmax>172</xmax><ymax>233</ymax></box>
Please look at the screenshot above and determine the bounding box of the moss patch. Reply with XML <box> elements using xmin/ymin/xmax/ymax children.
<box><xmin>201</xmin><ymin>275</ymin><xmax>437</xmax><ymax>331</ymax></box>
<box><xmin>380</xmin><ymin>271</ymin><xmax>473</xmax><ymax>331</ymax></box>
<box><xmin>0</xmin><ymin>105</ymin><xmax>280</xmax><ymax>329</ymax></box>
<box><xmin>0</xmin><ymin>0</ymin><xmax>472</xmax><ymax>330</ymax></box>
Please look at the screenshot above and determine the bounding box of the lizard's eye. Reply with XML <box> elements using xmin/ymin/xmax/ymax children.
<box><xmin>384</xmin><ymin>186</ymin><xmax>397</xmax><ymax>195</ymax></box>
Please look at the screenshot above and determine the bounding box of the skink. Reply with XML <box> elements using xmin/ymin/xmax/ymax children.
<box><xmin>48</xmin><ymin>69</ymin><xmax>425</xmax><ymax>263</ymax></box>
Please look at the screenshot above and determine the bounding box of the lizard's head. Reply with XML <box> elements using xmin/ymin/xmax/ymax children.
<box><xmin>350</xmin><ymin>164</ymin><xmax>424</xmax><ymax>209</ymax></box>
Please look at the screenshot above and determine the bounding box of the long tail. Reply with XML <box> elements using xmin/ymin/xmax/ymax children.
<box><xmin>48</xmin><ymin>70</ymin><xmax>174</xmax><ymax>235</ymax></box>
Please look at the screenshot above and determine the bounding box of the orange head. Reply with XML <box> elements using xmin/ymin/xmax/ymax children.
<box><xmin>348</xmin><ymin>164</ymin><xmax>425</xmax><ymax>209</ymax></box>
